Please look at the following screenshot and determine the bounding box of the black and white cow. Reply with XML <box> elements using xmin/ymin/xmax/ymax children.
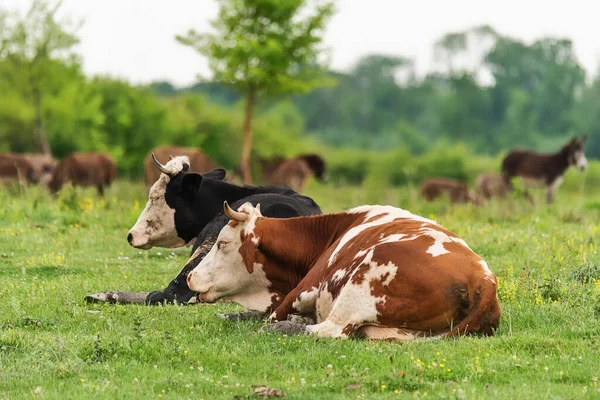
<box><xmin>87</xmin><ymin>155</ymin><xmax>322</xmax><ymax>305</ymax></box>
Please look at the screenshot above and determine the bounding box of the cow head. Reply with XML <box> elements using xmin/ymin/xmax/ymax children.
<box><xmin>127</xmin><ymin>154</ymin><xmax>227</xmax><ymax>249</ymax></box>
<box><xmin>565</xmin><ymin>136</ymin><xmax>588</xmax><ymax>171</ymax></box>
<box><xmin>187</xmin><ymin>202</ymin><xmax>269</xmax><ymax>308</ymax></box>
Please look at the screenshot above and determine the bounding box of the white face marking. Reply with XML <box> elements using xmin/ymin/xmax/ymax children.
<box><xmin>187</xmin><ymin>203</ymin><xmax>271</xmax><ymax>311</ymax></box>
<box><xmin>128</xmin><ymin>156</ymin><xmax>193</xmax><ymax>249</ymax></box>
<box><xmin>128</xmin><ymin>174</ymin><xmax>185</xmax><ymax>249</ymax></box>
<box><xmin>574</xmin><ymin>150</ymin><xmax>588</xmax><ymax>170</ymax></box>
<box><xmin>329</xmin><ymin>206</ymin><xmax>436</xmax><ymax>266</ymax></box>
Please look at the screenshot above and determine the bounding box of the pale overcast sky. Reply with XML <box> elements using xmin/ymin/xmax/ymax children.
<box><xmin>4</xmin><ymin>0</ymin><xmax>600</xmax><ymax>87</ymax></box>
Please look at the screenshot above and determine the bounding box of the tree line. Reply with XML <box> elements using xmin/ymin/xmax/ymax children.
<box><xmin>1</xmin><ymin>1</ymin><xmax>600</xmax><ymax>183</ymax></box>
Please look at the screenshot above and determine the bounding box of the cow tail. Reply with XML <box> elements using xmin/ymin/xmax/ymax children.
<box><xmin>444</xmin><ymin>275</ymin><xmax>501</xmax><ymax>338</ymax></box>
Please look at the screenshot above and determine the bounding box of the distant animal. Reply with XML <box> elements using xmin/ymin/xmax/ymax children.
<box><xmin>119</xmin><ymin>155</ymin><xmax>323</xmax><ymax>305</ymax></box>
<box><xmin>187</xmin><ymin>202</ymin><xmax>501</xmax><ymax>341</ymax></box>
<box><xmin>475</xmin><ymin>173</ymin><xmax>508</xmax><ymax>200</ymax></box>
<box><xmin>420</xmin><ymin>177</ymin><xmax>481</xmax><ymax>205</ymax></box>
<box><xmin>0</xmin><ymin>153</ymin><xmax>56</xmax><ymax>186</ymax></box>
<box><xmin>48</xmin><ymin>152</ymin><xmax>117</xmax><ymax>196</ymax></box>
<box><xmin>259</xmin><ymin>154</ymin><xmax>327</xmax><ymax>193</ymax></box>
<box><xmin>502</xmin><ymin>136</ymin><xmax>588</xmax><ymax>204</ymax></box>
<box><xmin>144</xmin><ymin>146</ymin><xmax>219</xmax><ymax>188</ymax></box>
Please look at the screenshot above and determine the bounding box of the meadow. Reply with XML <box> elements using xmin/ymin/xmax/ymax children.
<box><xmin>1</xmin><ymin>171</ymin><xmax>600</xmax><ymax>400</ymax></box>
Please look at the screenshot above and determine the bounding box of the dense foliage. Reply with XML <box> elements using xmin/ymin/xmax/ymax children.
<box><xmin>2</xmin><ymin>4</ymin><xmax>599</xmax><ymax>183</ymax></box>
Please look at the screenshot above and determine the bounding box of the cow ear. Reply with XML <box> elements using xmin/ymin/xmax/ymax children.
<box><xmin>181</xmin><ymin>172</ymin><xmax>203</xmax><ymax>193</ymax></box>
<box><xmin>203</xmin><ymin>168</ymin><xmax>227</xmax><ymax>181</ymax></box>
<box><xmin>581</xmin><ymin>135</ymin><xmax>588</xmax><ymax>143</ymax></box>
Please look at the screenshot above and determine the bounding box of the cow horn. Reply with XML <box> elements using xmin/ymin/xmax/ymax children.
<box><xmin>223</xmin><ymin>201</ymin><xmax>248</xmax><ymax>222</ymax></box>
<box><xmin>152</xmin><ymin>153</ymin><xmax>175</xmax><ymax>176</ymax></box>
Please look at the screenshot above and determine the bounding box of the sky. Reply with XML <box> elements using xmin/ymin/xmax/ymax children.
<box><xmin>4</xmin><ymin>0</ymin><xmax>600</xmax><ymax>87</ymax></box>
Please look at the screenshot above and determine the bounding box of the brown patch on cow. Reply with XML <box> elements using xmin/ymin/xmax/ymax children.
<box><xmin>420</xmin><ymin>177</ymin><xmax>481</xmax><ymax>205</ymax></box>
<box><xmin>144</xmin><ymin>145</ymin><xmax>220</xmax><ymax>188</ymax></box>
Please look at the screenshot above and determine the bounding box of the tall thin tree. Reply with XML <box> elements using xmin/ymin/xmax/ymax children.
<box><xmin>177</xmin><ymin>0</ymin><xmax>335</xmax><ymax>184</ymax></box>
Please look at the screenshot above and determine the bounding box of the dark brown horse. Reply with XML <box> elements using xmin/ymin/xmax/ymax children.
<box><xmin>502</xmin><ymin>136</ymin><xmax>588</xmax><ymax>204</ymax></box>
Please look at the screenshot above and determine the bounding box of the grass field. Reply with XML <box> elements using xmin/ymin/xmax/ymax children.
<box><xmin>1</xmin><ymin>174</ymin><xmax>600</xmax><ymax>399</ymax></box>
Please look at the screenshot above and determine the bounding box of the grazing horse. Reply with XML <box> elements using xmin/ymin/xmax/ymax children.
<box><xmin>502</xmin><ymin>136</ymin><xmax>588</xmax><ymax>204</ymax></box>
<box><xmin>187</xmin><ymin>202</ymin><xmax>501</xmax><ymax>341</ymax></box>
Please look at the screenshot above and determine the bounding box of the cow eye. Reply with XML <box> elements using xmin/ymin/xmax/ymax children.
<box><xmin>217</xmin><ymin>240</ymin><xmax>230</xmax><ymax>249</ymax></box>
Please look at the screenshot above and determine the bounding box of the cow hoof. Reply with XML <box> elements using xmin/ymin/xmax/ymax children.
<box><xmin>260</xmin><ymin>321</ymin><xmax>308</xmax><ymax>335</ymax></box>
<box><xmin>85</xmin><ymin>291</ymin><xmax>150</xmax><ymax>304</ymax></box>
<box><xmin>287</xmin><ymin>314</ymin><xmax>316</xmax><ymax>325</ymax></box>
<box><xmin>218</xmin><ymin>311</ymin><xmax>268</xmax><ymax>321</ymax></box>
<box><xmin>85</xmin><ymin>292</ymin><xmax>117</xmax><ymax>304</ymax></box>
<box><xmin>145</xmin><ymin>291</ymin><xmax>174</xmax><ymax>305</ymax></box>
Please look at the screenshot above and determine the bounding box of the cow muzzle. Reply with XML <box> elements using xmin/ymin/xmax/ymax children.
<box><xmin>127</xmin><ymin>230</ymin><xmax>151</xmax><ymax>249</ymax></box>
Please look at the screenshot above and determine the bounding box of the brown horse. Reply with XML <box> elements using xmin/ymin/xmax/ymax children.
<box><xmin>502</xmin><ymin>136</ymin><xmax>588</xmax><ymax>204</ymax></box>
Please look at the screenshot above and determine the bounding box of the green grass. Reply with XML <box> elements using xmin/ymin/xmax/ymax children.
<box><xmin>1</xmin><ymin>178</ymin><xmax>600</xmax><ymax>399</ymax></box>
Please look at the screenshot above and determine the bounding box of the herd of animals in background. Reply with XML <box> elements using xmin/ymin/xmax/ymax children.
<box><xmin>420</xmin><ymin>136</ymin><xmax>589</xmax><ymax>205</ymax></box>
<box><xmin>0</xmin><ymin>135</ymin><xmax>589</xmax><ymax>206</ymax></box>
<box><xmin>0</xmin><ymin>146</ymin><xmax>326</xmax><ymax>196</ymax></box>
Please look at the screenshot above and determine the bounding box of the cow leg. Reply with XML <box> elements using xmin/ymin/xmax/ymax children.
<box><xmin>146</xmin><ymin>239</ymin><xmax>215</xmax><ymax>305</ymax></box>
<box><xmin>268</xmin><ymin>284</ymin><xmax>319</xmax><ymax>322</ymax></box>
<box><xmin>97</xmin><ymin>184</ymin><xmax>104</xmax><ymax>196</ymax></box>
<box><xmin>145</xmin><ymin>263</ymin><xmax>198</xmax><ymax>305</ymax></box>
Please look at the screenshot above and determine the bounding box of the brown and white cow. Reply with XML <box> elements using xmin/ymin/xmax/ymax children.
<box><xmin>475</xmin><ymin>173</ymin><xmax>508</xmax><ymax>200</ymax></box>
<box><xmin>187</xmin><ymin>202</ymin><xmax>501</xmax><ymax>341</ymax></box>
<box><xmin>144</xmin><ymin>146</ymin><xmax>219</xmax><ymax>188</ymax></box>
<box><xmin>420</xmin><ymin>177</ymin><xmax>481</xmax><ymax>205</ymax></box>
<box><xmin>502</xmin><ymin>136</ymin><xmax>588</xmax><ymax>204</ymax></box>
